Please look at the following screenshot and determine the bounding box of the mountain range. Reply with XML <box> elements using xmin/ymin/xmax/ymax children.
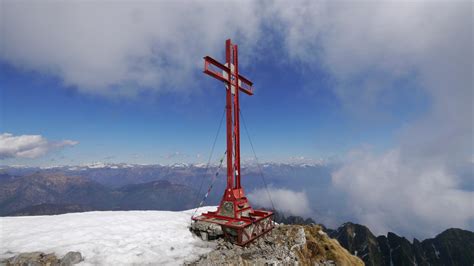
<box><xmin>0</xmin><ymin>161</ymin><xmax>335</xmax><ymax>214</ymax></box>
<box><xmin>0</xmin><ymin>173</ymin><xmax>195</xmax><ymax>215</ymax></box>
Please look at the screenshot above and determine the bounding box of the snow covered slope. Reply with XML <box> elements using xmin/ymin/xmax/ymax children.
<box><xmin>0</xmin><ymin>207</ymin><xmax>217</xmax><ymax>265</ymax></box>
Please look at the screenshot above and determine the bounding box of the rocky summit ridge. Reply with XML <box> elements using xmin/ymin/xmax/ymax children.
<box><xmin>190</xmin><ymin>224</ymin><xmax>363</xmax><ymax>266</ymax></box>
<box><xmin>329</xmin><ymin>222</ymin><xmax>474</xmax><ymax>266</ymax></box>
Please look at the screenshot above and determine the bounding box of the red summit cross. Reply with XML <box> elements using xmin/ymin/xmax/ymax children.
<box><xmin>192</xmin><ymin>39</ymin><xmax>274</xmax><ymax>246</ymax></box>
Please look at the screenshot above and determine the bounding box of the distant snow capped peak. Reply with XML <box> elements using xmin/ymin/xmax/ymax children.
<box><xmin>78</xmin><ymin>162</ymin><xmax>138</xmax><ymax>169</ymax></box>
<box><xmin>84</xmin><ymin>162</ymin><xmax>108</xmax><ymax>169</ymax></box>
<box><xmin>39</xmin><ymin>165</ymin><xmax>62</xmax><ymax>170</ymax></box>
<box><xmin>115</xmin><ymin>163</ymin><xmax>135</xmax><ymax>168</ymax></box>
<box><xmin>193</xmin><ymin>163</ymin><xmax>207</xmax><ymax>168</ymax></box>
<box><xmin>173</xmin><ymin>162</ymin><xmax>191</xmax><ymax>168</ymax></box>
<box><xmin>6</xmin><ymin>164</ymin><xmax>29</xmax><ymax>168</ymax></box>
<box><xmin>286</xmin><ymin>157</ymin><xmax>327</xmax><ymax>167</ymax></box>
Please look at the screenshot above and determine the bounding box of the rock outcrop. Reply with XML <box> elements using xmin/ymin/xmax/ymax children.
<box><xmin>2</xmin><ymin>251</ymin><xmax>82</xmax><ymax>266</ymax></box>
<box><xmin>190</xmin><ymin>224</ymin><xmax>363</xmax><ymax>265</ymax></box>
<box><xmin>330</xmin><ymin>222</ymin><xmax>474</xmax><ymax>266</ymax></box>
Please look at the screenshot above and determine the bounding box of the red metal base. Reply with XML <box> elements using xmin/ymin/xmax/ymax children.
<box><xmin>192</xmin><ymin>188</ymin><xmax>274</xmax><ymax>246</ymax></box>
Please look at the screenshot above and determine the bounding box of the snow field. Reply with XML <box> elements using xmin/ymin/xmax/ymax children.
<box><xmin>0</xmin><ymin>207</ymin><xmax>217</xmax><ymax>265</ymax></box>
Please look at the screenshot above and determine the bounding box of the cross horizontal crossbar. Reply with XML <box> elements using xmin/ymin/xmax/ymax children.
<box><xmin>203</xmin><ymin>56</ymin><xmax>253</xmax><ymax>95</ymax></box>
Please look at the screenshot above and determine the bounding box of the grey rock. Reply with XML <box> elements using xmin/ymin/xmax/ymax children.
<box><xmin>200</xmin><ymin>232</ymin><xmax>208</xmax><ymax>241</ymax></box>
<box><xmin>224</xmin><ymin>241</ymin><xmax>233</xmax><ymax>249</ymax></box>
<box><xmin>7</xmin><ymin>252</ymin><xmax>59</xmax><ymax>266</ymax></box>
<box><xmin>60</xmin><ymin>251</ymin><xmax>82</xmax><ymax>266</ymax></box>
<box><xmin>191</xmin><ymin>221</ymin><xmax>223</xmax><ymax>238</ymax></box>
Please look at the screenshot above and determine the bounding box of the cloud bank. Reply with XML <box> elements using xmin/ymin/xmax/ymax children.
<box><xmin>0</xmin><ymin>133</ymin><xmax>78</xmax><ymax>159</ymax></box>
<box><xmin>288</xmin><ymin>1</ymin><xmax>473</xmax><ymax>238</ymax></box>
<box><xmin>265</xmin><ymin>0</ymin><xmax>473</xmax><ymax>238</ymax></box>
<box><xmin>248</xmin><ymin>188</ymin><xmax>312</xmax><ymax>217</ymax></box>
<box><xmin>0</xmin><ymin>1</ymin><xmax>262</xmax><ymax>97</ymax></box>
<box><xmin>333</xmin><ymin>148</ymin><xmax>473</xmax><ymax>238</ymax></box>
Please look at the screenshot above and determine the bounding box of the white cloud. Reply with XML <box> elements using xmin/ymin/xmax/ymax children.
<box><xmin>332</xmin><ymin>148</ymin><xmax>474</xmax><ymax>238</ymax></box>
<box><xmin>0</xmin><ymin>0</ymin><xmax>263</xmax><ymax>97</ymax></box>
<box><xmin>0</xmin><ymin>133</ymin><xmax>78</xmax><ymax>159</ymax></box>
<box><xmin>257</xmin><ymin>0</ymin><xmax>473</xmax><ymax>238</ymax></box>
<box><xmin>285</xmin><ymin>1</ymin><xmax>474</xmax><ymax>238</ymax></box>
<box><xmin>248</xmin><ymin>188</ymin><xmax>312</xmax><ymax>217</ymax></box>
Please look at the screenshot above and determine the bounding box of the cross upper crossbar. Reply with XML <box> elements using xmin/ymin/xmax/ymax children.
<box><xmin>203</xmin><ymin>55</ymin><xmax>254</xmax><ymax>95</ymax></box>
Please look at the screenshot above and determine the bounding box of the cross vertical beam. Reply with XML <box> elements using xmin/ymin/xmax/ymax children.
<box><xmin>225</xmin><ymin>39</ymin><xmax>234</xmax><ymax>189</ymax></box>
<box><xmin>233</xmin><ymin>44</ymin><xmax>241</xmax><ymax>189</ymax></box>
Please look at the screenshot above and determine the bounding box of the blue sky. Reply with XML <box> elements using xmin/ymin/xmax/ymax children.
<box><xmin>0</xmin><ymin>39</ymin><xmax>426</xmax><ymax>166</ymax></box>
